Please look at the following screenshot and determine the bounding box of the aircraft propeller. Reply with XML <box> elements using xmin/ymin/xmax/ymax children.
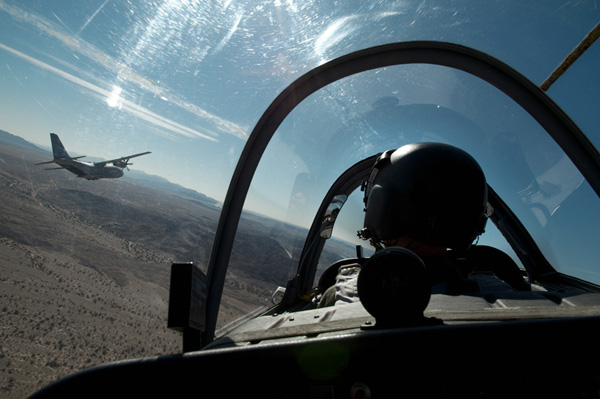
<box><xmin>113</xmin><ymin>160</ymin><xmax>133</xmax><ymax>169</ymax></box>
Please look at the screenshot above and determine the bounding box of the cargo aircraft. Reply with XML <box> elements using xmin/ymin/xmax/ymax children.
<box><xmin>35</xmin><ymin>133</ymin><xmax>150</xmax><ymax>180</ymax></box>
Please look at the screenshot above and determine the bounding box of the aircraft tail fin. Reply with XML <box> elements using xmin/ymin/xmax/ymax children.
<box><xmin>50</xmin><ymin>133</ymin><xmax>70</xmax><ymax>159</ymax></box>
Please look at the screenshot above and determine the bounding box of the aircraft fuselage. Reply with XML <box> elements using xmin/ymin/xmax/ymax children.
<box><xmin>54</xmin><ymin>158</ymin><xmax>124</xmax><ymax>180</ymax></box>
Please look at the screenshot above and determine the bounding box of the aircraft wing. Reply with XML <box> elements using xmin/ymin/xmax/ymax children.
<box><xmin>35</xmin><ymin>155</ymin><xmax>86</xmax><ymax>165</ymax></box>
<box><xmin>94</xmin><ymin>151</ymin><xmax>151</xmax><ymax>167</ymax></box>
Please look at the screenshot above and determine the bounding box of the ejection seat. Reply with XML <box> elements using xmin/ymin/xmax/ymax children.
<box><xmin>316</xmin><ymin>244</ymin><xmax>529</xmax><ymax>308</ymax></box>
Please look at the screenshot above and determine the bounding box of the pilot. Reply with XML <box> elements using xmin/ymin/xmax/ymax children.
<box><xmin>318</xmin><ymin>142</ymin><xmax>527</xmax><ymax>308</ymax></box>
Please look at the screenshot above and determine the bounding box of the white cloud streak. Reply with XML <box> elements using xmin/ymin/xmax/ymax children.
<box><xmin>0</xmin><ymin>42</ymin><xmax>219</xmax><ymax>142</ymax></box>
<box><xmin>0</xmin><ymin>2</ymin><xmax>248</xmax><ymax>140</ymax></box>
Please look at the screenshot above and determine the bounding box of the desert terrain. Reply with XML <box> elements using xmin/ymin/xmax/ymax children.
<box><xmin>0</xmin><ymin>130</ymin><xmax>333</xmax><ymax>397</ymax></box>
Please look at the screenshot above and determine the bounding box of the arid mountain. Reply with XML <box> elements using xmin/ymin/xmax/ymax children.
<box><xmin>0</xmin><ymin>131</ymin><xmax>344</xmax><ymax>397</ymax></box>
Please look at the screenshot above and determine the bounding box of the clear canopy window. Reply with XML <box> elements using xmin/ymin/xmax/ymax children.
<box><xmin>222</xmin><ymin>63</ymin><xmax>599</xmax><ymax>327</ymax></box>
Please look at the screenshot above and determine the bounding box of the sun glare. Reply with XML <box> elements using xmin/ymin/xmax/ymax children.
<box><xmin>106</xmin><ymin>86</ymin><xmax>123</xmax><ymax>108</ymax></box>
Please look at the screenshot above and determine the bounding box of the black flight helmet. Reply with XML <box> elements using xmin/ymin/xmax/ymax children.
<box><xmin>359</xmin><ymin>143</ymin><xmax>488</xmax><ymax>251</ymax></box>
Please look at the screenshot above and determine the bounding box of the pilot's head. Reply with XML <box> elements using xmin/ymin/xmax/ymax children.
<box><xmin>358</xmin><ymin>142</ymin><xmax>488</xmax><ymax>252</ymax></box>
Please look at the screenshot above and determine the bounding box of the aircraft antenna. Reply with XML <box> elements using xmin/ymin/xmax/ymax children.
<box><xmin>540</xmin><ymin>20</ymin><xmax>600</xmax><ymax>91</ymax></box>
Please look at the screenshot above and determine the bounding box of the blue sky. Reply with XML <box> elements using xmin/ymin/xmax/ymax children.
<box><xmin>0</xmin><ymin>1</ymin><xmax>262</xmax><ymax>201</ymax></box>
<box><xmin>2</xmin><ymin>1</ymin><xmax>598</xmax><ymax>187</ymax></box>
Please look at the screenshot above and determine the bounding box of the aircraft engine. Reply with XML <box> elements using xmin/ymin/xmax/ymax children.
<box><xmin>113</xmin><ymin>160</ymin><xmax>132</xmax><ymax>169</ymax></box>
